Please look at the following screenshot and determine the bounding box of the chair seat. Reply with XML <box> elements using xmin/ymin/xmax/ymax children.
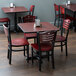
<box><xmin>24</xmin><ymin>33</ymin><xmax>37</xmax><ymax>39</ymax></box>
<box><xmin>11</xmin><ymin>38</ymin><xmax>29</xmax><ymax>46</ymax></box>
<box><xmin>0</xmin><ymin>18</ymin><xmax>10</xmax><ymax>22</ymax></box>
<box><xmin>55</xmin><ymin>35</ymin><xmax>66</xmax><ymax>42</ymax></box>
<box><xmin>31</xmin><ymin>43</ymin><xmax>53</xmax><ymax>51</ymax></box>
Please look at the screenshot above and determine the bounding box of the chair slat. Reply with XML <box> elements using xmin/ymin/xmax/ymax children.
<box><xmin>63</xmin><ymin>19</ymin><xmax>71</xmax><ymax>30</ymax></box>
<box><xmin>39</xmin><ymin>31</ymin><xmax>57</xmax><ymax>44</ymax></box>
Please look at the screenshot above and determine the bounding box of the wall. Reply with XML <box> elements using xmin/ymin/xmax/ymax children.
<box><xmin>0</xmin><ymin>0</ymin><xmax>76</xmax><ymax>26</ymax></box>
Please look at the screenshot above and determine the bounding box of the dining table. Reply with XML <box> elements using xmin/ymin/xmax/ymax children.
<box><xmin>60</xmin><ymin>4</ymin><xmax>76</xmax><ymax>31</ymax></box>
<box><xmin>18</xmin><ymin>22</ymin><xmax>59</xmax><ymax>60</ymax></box>
<box><xmin>2</xmin><ymin>6</ymin><xmax>28</xmax><ymax>32</ymax></box>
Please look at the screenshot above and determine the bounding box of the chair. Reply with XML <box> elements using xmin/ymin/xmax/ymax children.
<box><xmin>18</xmin><ymin>5</ymin><xmax>37</xmax><ymax>40</ymax></box>
<box><xmin>23</xmin><ymin>15</ymin><xmax>37</xmax><ymax>40</ymax></box>
<box><xmin>3</xmin><ymin>24</ymin><xmax>29</xmax><ymax>64</ymax></box>
<box><xmin>18</xmin><ymin>5</ymin><xmax>35</xmax><ymax>23</ymax></box>
<box><xmin>0</xmin><ymin>17</ymin><xmax>10</xmax><ymax>31</ymax></box>
<box><xmin>59</xmin><ymin>6</ymin><xmax>76</xmax><ymax>21</ymax></box>
<box><xmin>54</xmin><ymin>4</ymin><xmax>75</xmax><ymax>27</ymax></box>
<box><xmin>31</xmin><ymin>31</ymin><xmax>57</xmax><ymax>71</ymax></box>
<box><xmin>55</xmin><ymin>19</ymin><xmax>71</xmax><ymax>56</ymax></box>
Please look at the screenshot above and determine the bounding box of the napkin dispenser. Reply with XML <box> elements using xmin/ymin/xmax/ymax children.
<box><xmin>35</xmin><ymin>19</ymin><xmax>40</xmax><ymax>27</ymax></box>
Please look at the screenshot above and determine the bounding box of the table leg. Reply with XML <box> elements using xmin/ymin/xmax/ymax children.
<box><xmin>73</xmin><ymin>12</ymin><xmax>76</xmax><ymax>32</ymax></box>
<box><xmin>14</xmin><ymin>13</ymin><xmax>17</xmax><ymax>32</ymax></box>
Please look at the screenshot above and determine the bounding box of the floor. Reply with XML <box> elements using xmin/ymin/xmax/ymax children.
<box><xmin>0</xmin><ymin>29</ymin><xmax>76</xmax><ymax>76</ymax></box>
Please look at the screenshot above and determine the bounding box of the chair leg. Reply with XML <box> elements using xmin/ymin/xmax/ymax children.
<box><xmin>9</xmin><ymin>50</ymin><xmax>12</xmax><ymax>64</ymax></box>
<box><xmin>31</xmin><ymin>47</ymin><xmax>34</xmax><ymax>65</ymax></box>
<box><xmin>65</xmin><ymin>42</ymin><xmax>68</xmax><ymax>56</ymax></box>
<box><xmin>39</xmin><ymin>52</ymin><xmax>42</xmax><ymax>71</ymax></box>
<box><xmin>47</xmin><ymin>52</ymin><xmax>49</xmax><ymax>61</ymax></box>
<box><xmin>51</xmin><ymin>52</ymin><xmax>55</xmax><ymax>69</ymax></box>
<box><xmin>24</xmin><ymin>46</ymin><xmax>25</xmax><ymax>56</ymax></box>
<box><xmin>7</xmin><ymin>48</ymin><xmax>9</xmax><ymax>59</ymax></box>
<box><xmin>27</xmin><ymin>45</ymin><xmax>29</xmax><ymax>63</ymax></box>
<box><xmin>61</xmin><ymin>42</ymin><xmax>63</xmax><ymax>52</ymax></box>
<box><xmin>34</xmin><ymin>38</ymin><xmax>37</xmax><ymax>43</ymax></box>
<box><xmin>18</xmin><ymin>17</ymin><xmax>23</xmax><ymax>23</ymax></box>
<box><xmin>39</xmin><ymin>59</ymin><xmax>41</xmax><ymax>71</ymax></box>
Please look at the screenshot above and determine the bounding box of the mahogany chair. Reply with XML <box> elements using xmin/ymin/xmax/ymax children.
<box><xmin>18</xmin><ymin>5</ymin><xmax>35</xmax><ymax>23</ymax></box>
<box><xmin>31</xmin><ymin>31</ymin><xmax>57</xmax><ymax>71</ymax></box>
<box><xmin>0</xmin><ymin>17</ymin><xmax>10</xmax><ymax>31</ymax></box>
<box><xmin>23</xmin><ymin>15</ymin><xmax>37</xmax><ymax>40</ymax></box>
<box><xmin>3</xmin><ymin>24</ymin><xmax>29</xmax><ymax>64</ymax></box>
<box><xmin>54</xmin><ymin>4</ymin><xmax>75</xmax><ymax>27</ymax></box>
<box><xmin>55</xmin><ymin>19</ymin><xmax>71</xmax><ymax>56</ymax></box>
<box><xmin>59</xmin><ymin>6</ymin><xmax>76</xmax><ymax>20</ymax></box>
<box><xmin>59</xmin><ymin>6</ymin><xmax>76</xmax><ymax>29</ymax></box>
<box><xmin>18</xmin><ymin>5</ymin><xmax>37</xmax><ymax>40</ymax></box>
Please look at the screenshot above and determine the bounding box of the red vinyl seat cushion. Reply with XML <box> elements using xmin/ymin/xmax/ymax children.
<box><xmin>0</xmin><ymin>18</ymin><xmax>10</xmax><ymax>22</ymax></box>
<box><xmin>11</xmin><ymin>38</ymin><xmax>29</xmax><ymax>46</ymax></box>
<box><xmin>55</xmin><ymin>35</ymin><xmax>66</xmax><ymax>42</ymax></box>
<box><xmin>31</xmin><ymin>43</ymin><xmax>53</xmax><ymax>51</ymax></box>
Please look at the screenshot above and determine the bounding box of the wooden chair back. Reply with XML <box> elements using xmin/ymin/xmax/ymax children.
<box><xmin>63</xmin><ymin>19</ymin><xmax>71</xmax><ymax>39</ymax></box>
<box><xmin>3</xmin><ymin>24</ymin><xmax>11</xmax><ymax>45</ymax></box>
<box><xmin>23</xmin><ymin>15</ymin><xmax>36</xmax><ymax>22</ymax></box>
<box><xmin>37</xmin><ymin>31</ymin><xmax>57</xmax><ymax>51</ymax></box>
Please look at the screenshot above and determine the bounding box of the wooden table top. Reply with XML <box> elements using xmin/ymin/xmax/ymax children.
<box><xmin>18</xmin><ymin>22</ymin><xmax>59</xmax><ymax>33</ymax></box>
<box><xmin>61</xmin><ymin>4</ymin><xmax>76</xmax><ymax>12</ymax></box>
<box><xmin>2</xmin><ymin>6</ymin><xmax>28</xmax><ymax>13</ymax></box>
